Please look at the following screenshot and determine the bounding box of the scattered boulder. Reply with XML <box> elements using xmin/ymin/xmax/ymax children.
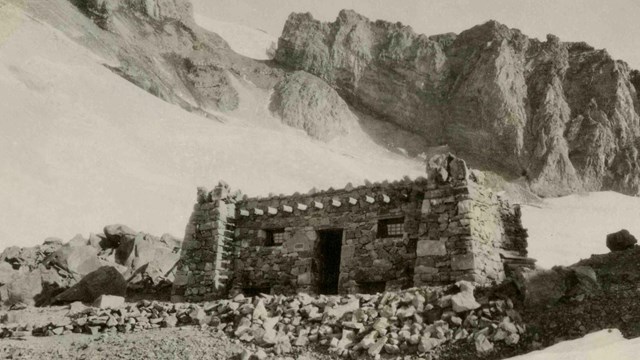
<box><xmin>566</xmin><ymin>266</ymin><xmax>600</xmax><ymax>299</ymax></box>
<box><xmin>515</xmin><ymin>265</ymin><xmax>600</xmax><ymax>306</ymax></box>
<box><xmin>5</xmin><ymin>282</ymin><xmax>526</xmax><ymax>358</ymax></box>
<box><xmin>103</xmin><ymin>224</ymin><xmax>137</xmax><ymax>249</ymax></box>
<box><xmin>53</xmin><ymin>266</ymin><xmax>126</xmax><ymax>304</ymax></box>
<box><xmin>0</xmin><ymin>225</ymin><xmax>179</xmax><ymax>307</ymax></box>
<box><xmin>606</xmin><ymin>229</ymin><xmax>637</xmax><ymax>252</ymax></box>
<box><xmin>451</xmin><ymin>280</ymin><xmax>480</xmax><ymax>313</ymax></box>
<box><xmin>515</xmin><ymin>267</ymin><xmax>567</xmax><ymax>307</ymax></box>
<box><xmin>68</xmin><ymin>301</ymin><xmax>88</xmax><ymax>315</ymax></box>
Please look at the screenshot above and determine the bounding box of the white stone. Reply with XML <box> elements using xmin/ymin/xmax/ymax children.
<box><xmin>239</xmin><ymin>209</ymin><xmax>250</xmax><ymax>216</ymax></box>
<box><xmin>282</xmin><ymin>205</ymin><xmax>293</xmax><ymax>213</ymax></box>
<box><xmin>296</xmin><ymin>203</ymin><xmax>308</xmax><ymax>211</ymax></box>
<box><xmin>331</xmin><ymin>199</ymin><xmax>341</xmax><ymax>207</ymax></box>
<box><xmin>254</xmin><ymin>208</ymin><xmax>264</xmax><ymax>215</ymax></box>
<box><xmin>382</xmin><ymin>194</ymin><xmax>390</xmax><ymax>203</ymax></box>
<box><xmin>93</xmin><ymin>295</ymin><xmax>125</xmax><ymax>309</ymax></box>
<box><xmin>365</xmin><ymin>196</ymin><xmax>375</xmax><ymax>203</ymax></box>
<box><xmin>348</xmin><ymin>197</ymin><xmax>358</xmax><ymax>205</ymax></box>
<box><xmin>325</xmin><ymin>299</ymin><xmax>359</xmax><ymax>319</ymax></box>
<box><xmin>451</xmin><ymin>291</ymin><xmax>480</xmax><ymax>313</ymax></box>
<box><xmin>267</xmin><ymin>207</ymin><xmax>277</xmax><ymax>215</ymax></box>
<box><xmin>313</xmin><ymin>201</ymin><xmax>323</xmax><ymax>209</ymax></box>
<box><xmin>252</xmin><ymin>299</ymin><xmax>268</xmax><ymax>321</ymax></box>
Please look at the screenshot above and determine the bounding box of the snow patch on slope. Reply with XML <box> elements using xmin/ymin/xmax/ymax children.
<box><xmin>194</xmin><ymin>14</ymin><xmax>276</xmax><ymax>60</ymax></box>
<box><xmin>506</xmin><ymin>329</ymin><xmax>638</xmax><ymax>360</ymax></box>
<box><xmin>521</xmin><ymin>191</ymin><xmax>640</xmax><ymax>269</ymax></box>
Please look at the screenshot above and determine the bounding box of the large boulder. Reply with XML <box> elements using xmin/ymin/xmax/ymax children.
<box><xmin>0</xmin><ymin>244</ymin><xmax>45</xmax><ymax>271</ymax></box>
<box><xmin>127</xmin><ymin>251</ymin><xmax>180</xmax><ymax>287</ymax></box>
<box><xmin>0</xmin><ymin>269</ymin><xmax>42</xmax><ymax>306</ymax></box>
<box><xmin>116</xmin><ymin>233</ymin><xmax>178</xmax><ymax>277</ymax></box>
<box><xmin>35</xmin><ymin>266</ymin><xmax>76</xmax><ymax>306</ymax></box>
<box><xmin>42</xmin><ymin>244</ymin><xmax>104</xmax><ymax>276</ymax></box>
<box><xmin>514</xmin><ymin>268</ymin><xmax>567</xmax><ymax>307</ymax></box>
<box><xmin>0</xmin><ymin>263</ymin><xmax>72</xmax><ymax>307</ymax></box>
<box><xmin>566</xmin><ymin>266</ymin><xmax>600</xmax><ymax>298</ymax></box>
<box><xmin>52</xmin><ymin>266</ymin><xmax>126</xmax><ymax>304</ymax></box>
<box><xmin>606</xmin><ymin>229</ymin><xmax>637</xmax><ymax>252</ymax></box>
<box><xmin>103</xmin><ymin>224</ymin><xmax>137</xmax><ymax>249</ymax></box>
<box><xmin>160</xmin><ymin>233</ymin><xmax>182</xmax><ymax>250</ymax></box>
<box><xmin>515</xmin><ymin>266</ymin><xmax>600</xmax><ymax>306</ymax></box>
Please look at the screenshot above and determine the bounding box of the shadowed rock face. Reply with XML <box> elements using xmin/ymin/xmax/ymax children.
<box><xmin>270</xmin><ymin>71</ymin><xmax>358</xmax><ymax>140</ymax></box>
<box><xmin>275</xmin><ymin>11</ymin><xmax>640</xmax><ymax>197</ymax></box>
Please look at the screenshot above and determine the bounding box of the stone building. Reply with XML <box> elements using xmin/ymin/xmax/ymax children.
<box><xmin>171</xmin><ymin>155</ymin><xmax>531</xmax><ymax>302</ymax></box>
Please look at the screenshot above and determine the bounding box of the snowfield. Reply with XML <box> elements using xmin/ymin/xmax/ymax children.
<box><xmin>0</xmin><ymin>4</ymin><xmax>423</xmax><ymax>249</ymax></box>
<box><xmin>521</xmin><ymin>191</ymin><xmax>640</xmax><ymax>269</ymax></box>
<box><xmin>194</xmin><ymin>14</ymin><xmax>277</xmax><ymax>60</ymax></box>
<box><xmin>507</xmin><ymin>329</ymin><xmax>639</xmax><ymax>360</ymax></box>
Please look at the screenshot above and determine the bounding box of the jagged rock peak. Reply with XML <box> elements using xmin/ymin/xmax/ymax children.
<box><xmin>275</xmin><ymin>9</ymin><xmax>640</xmax><ymax>197</ymax></box>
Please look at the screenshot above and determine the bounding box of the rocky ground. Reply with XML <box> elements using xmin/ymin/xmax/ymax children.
<box><xmin>3</xmin><ymin>230</ymin><xmax>637</xmax><ymax>360</ymax></box>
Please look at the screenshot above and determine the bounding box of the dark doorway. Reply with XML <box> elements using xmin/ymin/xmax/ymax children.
<box><xmin>317</xmin><ymin>229</ymin><xmax>343</xmax><ymax>295</ymax></box>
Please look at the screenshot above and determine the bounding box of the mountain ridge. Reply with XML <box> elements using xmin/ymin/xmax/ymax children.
<box><xmin>275</xmin><ymin>10</ymin><xmax>640</xmax><ymax>197</ymax></box>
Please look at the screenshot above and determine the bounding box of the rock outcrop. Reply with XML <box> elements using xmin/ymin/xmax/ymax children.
<box><xmin>275</xmin><ymin>11</ymin><xmax>640</xmax><ymax>197</ymax></box>
<box><xmin>270</xmin><ymin>71</ymin><xmax>358</xmax><ymax>141</ymax></box>
<box><xmin>606</xmin><ymin>229</ymin><xmax>638</xmax><ymax>252</ymax></box>
<box><xmin>69</xmin><ymin>0</ymin><xmax>282</xmax><ymax>115</ymax></box>
<box><xmin>514</xmin><ymin>265</ymin><xmax>600</xmax><ymax>307</ymax></box>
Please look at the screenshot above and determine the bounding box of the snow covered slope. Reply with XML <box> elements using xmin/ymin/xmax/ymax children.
<box><xmin>506</xmin><ymin>329</ymin><xmax>639</xmax><ymax>360</ymax></box>
<box><xmin>0</xmin><ymin>2</ymin><xmax>423</xmax><ymax>249</ymax></box>
<box><xmin>521</xmin><ymin>191</ymin><xmax>640</xmax><ymax>269</ymax></box>
<box><xmin>194</xmin><ymin>14</ymin><xmax>277</xmax><ymax>60</ymax></box>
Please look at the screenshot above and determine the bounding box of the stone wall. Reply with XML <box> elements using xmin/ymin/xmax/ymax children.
<box><xmin>232</xmin><ymin>181</ymin><xmax>422</xmax><ymax>295</ymax></box>
<box><xmin>172</xmin><ymin>154</ymin><xmax>530</xmax><ymax>300</ymax></box>
<box><xmin>171</xmin><ymin>182</ymin><xmax>239</xmax><ymax>302</ymax></box>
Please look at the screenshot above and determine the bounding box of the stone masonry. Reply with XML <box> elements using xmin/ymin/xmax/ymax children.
<box><xmin>172</xmin><ymin>183</ymin><xmax>239</xmax><ymax>302</ymax></box>
<box><xmin>172</xmin><ymin>154</ymin><xmax>531</xmax><ymax>301</ymax></box>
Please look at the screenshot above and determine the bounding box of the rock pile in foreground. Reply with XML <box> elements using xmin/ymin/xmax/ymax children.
<box><xmin>0</xmin><ymin>224</ymin><xmax>181</xmax><ymax>307</ymax></box>
<box><xmin>1</xmin><ymin>281</ymin><xmax>525</xmax><ymax>358</ymax></box>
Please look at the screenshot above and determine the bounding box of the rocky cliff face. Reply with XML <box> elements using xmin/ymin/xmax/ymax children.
<box><xmin>276</xmin><ymin>11</ymin><xmax>640</xmax><ymax>197</ymax></box>
<box><xmin>270</xmin><ymin>71</ymin><xmax>357</xmax><ymax>140</ymax></box>
<box><xmin>71</xmin><ymin>0</ymin><xmax>281</xmax><ymax>115</ymax></box>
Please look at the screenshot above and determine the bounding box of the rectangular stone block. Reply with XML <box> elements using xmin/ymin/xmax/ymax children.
<box><xmin>451</xmin><ymin>253</ymin><xmax>475</xmax><ymax>271</ymax></box>
<box><xmin>173</xmin><ymin>273</ymin><xmax>188</xmax><ymax>286</ymax></box>
<box><xmin>416</xmin><ymin>240</ymin><xmax>447</xmax><ymax>257</ymax></box>
<box><xmin>414</xmin><ymin>265</ymin><xmax>438</xmax><ymax>275</ymax></box>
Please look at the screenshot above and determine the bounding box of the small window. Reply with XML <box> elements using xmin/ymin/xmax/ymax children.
<box><xmin>377</xmin><ymin>217</ymin><xmax>404</xmax><ymax>238</ymax></box>
<box><xmin>265</xmin><ymin>229</ymin><xmax>285</xmax><ymax>246</ymax></box>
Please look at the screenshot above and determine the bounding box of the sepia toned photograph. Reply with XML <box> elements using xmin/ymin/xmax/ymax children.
<box><xmin>1</xmin><ymin>0</ymin><xmax>639</xmax><ymax>358</ymax></box>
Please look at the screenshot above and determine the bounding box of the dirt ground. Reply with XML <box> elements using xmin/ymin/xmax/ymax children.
<box><xmin>0</xmin><ymin>327</ymin><xmax>338</xmax><ymax>360</ymax></box>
